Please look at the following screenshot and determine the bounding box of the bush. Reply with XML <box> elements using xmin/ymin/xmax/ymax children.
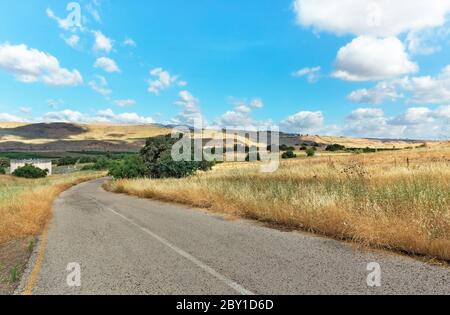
<box><xmin>57</xmin><ymin>156</ymin><xmax>79</xmax><ymax>166</ymax></box>
<box><xmin>0</xmin><ymin>157</ymin><xmax>10</xmax><ymax>169</ymax></box>
<box><xmin>141</xmin><ymin>134</ymin><xmax>214</xmax><ymax>179</ymax></box>
<box><xmin>279</xmin><ymin>144</ymin><xmax>289</xmax><ymax>151</ymax></box>
<box><xmin>0</xmin><ymin>167</ymin><xmax>5</xmax><ymax>175</ymax></box>
<box><xmin>81</xmin><ymin>157</ymin><xmax>117</xmax><ymax>171</ymax></box>
<box><xmin>13</xmin><ymin>164</ymin><xmax>48</xmax><ymax>179</ymax></box>
<box><xmin>79</xmin><ymin>156</ymin><xmax>98</xmax><ymax>164</ymax></box>
<box><xmin>282</xmin><ymin>150</ymin><xmax>297</xmax><ymax>159</ymax></box>
<box><xmin>326</xmin><ymin>144</ymin><xmax>346</xmax><ymax>152</ymax></box>
<box><xmin>306</xmin><ymin>148</ymin><xmax>316</xmax><ymax>157</ymax></box>
<box><xmin>109</xmin><ymin>155</ymin><xmax>147</xmax><ymax>179</ymax></box>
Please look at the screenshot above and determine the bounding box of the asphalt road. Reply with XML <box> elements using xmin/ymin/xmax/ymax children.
<box><xmin>19</xmin><ymin>178</ymin><xmax>450</xmax><ymax>295</ymax></box>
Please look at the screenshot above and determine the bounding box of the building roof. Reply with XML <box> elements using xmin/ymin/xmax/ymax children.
<box><xmin>10</xmin><ymin>159</ymin><xmax>53</xmax><ymax>164</ymax></box>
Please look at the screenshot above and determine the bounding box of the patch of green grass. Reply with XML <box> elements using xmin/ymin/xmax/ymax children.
<box><xmin>27</xmin><ymin>238</ymin><xmax>35</xmax><ymax>254</ymax></box>
<box><xmin>10</xmin><ymin>266</ymin><xmax>19</xmax><ymax>283</ymax></box>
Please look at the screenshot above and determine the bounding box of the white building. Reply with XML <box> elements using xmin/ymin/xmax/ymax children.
<box><xmin>10</xmin><ymin>159</ymin><xmax>53</xmax><ymax>175</ymax></box>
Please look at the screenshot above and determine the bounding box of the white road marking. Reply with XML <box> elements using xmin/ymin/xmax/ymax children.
<box><xmin>89</xmin><ymin>197</ymin><xmax>255</xmax><ymax>296</ymax></box>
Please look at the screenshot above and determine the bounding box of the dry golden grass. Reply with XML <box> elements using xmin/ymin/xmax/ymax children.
<box><xmin>105</xmin><ymin>147</ymin><xmax>450</xmax><ymax>261</ymax></box>
<box><xmin>299</xmin><ymin>135</ymin><xmax>431</xmax><ymax>149</ymax></box>
<box><xmin>0</xmin><ymin>172</ymin><xmax>104</xmax><ymax>244</ymax></box>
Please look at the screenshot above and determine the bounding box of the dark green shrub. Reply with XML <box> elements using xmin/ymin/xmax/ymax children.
<box><xmin>326</xmin><ymin>144</ymin><xmax>346</xmax><ymax>152</ymax></box>
<box><xmin>306</xmin><ymin>148</ymin><xmax>316</xmax><ymax>157</ymax></box>
<box><xmin>0</xmin><ymin>167</ymin><xmax>5</xmax><ymax>175</ymax></box>
<box><xmin>81</xmin><ymin>157</ymin><xmax>117</xmax><ymax>171</ymax></box>
<box><xmin>282</xmin><ymin>150</ymin><xmax>297</xmax><ymax>159</ymax></box>
<box><xmin>109</xmin><ymin>155</ymin><xmax>147</xmax><ymax>179</ymax></box>
<box><xmin>279</xmin><ymin>144</ymin><xmax>289</xmax><ymax>151</ymax></box>
<box><xmin>79</xmin><ymin>156</ymin><xmax>98</xmax><ymax>164</ymax></box>
<box><xmin>13</xmin><ymin>164</ymin><xmax>48</xmax><ymax>178</ymax></box>
<box><xmin>57</xmin><ymin>156</ymin><xmax>79</xmax><ymax>166</ymax></box>
<box><xmin>0</xmin><ymin>157</ymin><xmax>10</xmax><ymax>169</ymax></box>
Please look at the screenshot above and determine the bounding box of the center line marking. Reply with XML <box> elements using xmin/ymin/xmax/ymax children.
<box><xmin>89</xmin><ymin>197</ymin><xmax>255</xmax><ymax>296</ymax></box>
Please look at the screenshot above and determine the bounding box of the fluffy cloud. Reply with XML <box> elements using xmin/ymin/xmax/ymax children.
<box><xmin>333</xmin><ymin>36</ymin><xmax>418</xmax><ymax>81</ymax></box>
<box><xmin>114</xmin><ymin>99</ymin><xmax>136</xmax><ymax>107</ymax></box>
<box><xmin>215</xmin><ymin>98</ymin><xmax>270</xmax><ymax>129</ymax></box>
<box><xmin>280</xmin><ymin>111</ymin><xmax>324</xmax><ymax>134</ymax></box>
<box><xmin>171</xmin><ymin>91</ymin><xmax>205</xmax><ymax>126</ymax></box>
<box><xmin>94</xmin><ymin>57</ymin><xmax>120</xmax><ymax>73</ymax></box>
<box><xmin>0</xmin><ymin>113</ymin><xmax>27</xmax><ymax>122</ymax></box>
<box><xmin>62</xmin><ymin>35</ymin><xmax>80</xmax><ymax>48</ymax></box>
<box><xmin>293</xmin><ymin>0</ymin><xmax>450</xmax><ymax>37</ymax></box>
<box><xmin>250</xmin><ymin>98</ymin><xmax>264</xmax><ymax>109</ymax></box>
<box><xmin>93</xmin><ymin>31</ymin><xmax>113</xmax><ymax>53</ymax></box>
<box><xmin>96</xmin><ymin>109</ymin><xmax>154</xmax><ymax>124</ymax></box>
<box><xmin>344</xmin><ymin>108</ymin><xmax>403</xmax><ymax>138</ymax></box>
<box><xmin>348</xmin><ymin>65</ymin><xmax>450</xmax><ymax>105</ymax></box>
<box><xmin>0</xmin><ymin>43</ymin><xmax>83</xmax><ymax>86</ymax></box>
<box><xmin>342</xmin><ymin>106</ymin><xmax>450</xmax><ymax>139</ymax></box>
<box><xmin>41</xmin><ymin>108</ymin><xmax>153</xmax><ymax>124</ymax></box>
<box><xmin>43</xmin><ymin>109</ymin><xmax>85</xmax><ymax>123</ymax></box>
<box><xmin>404</xmin><ymin>70</ymin><xmax>450</xmax><ymax>104</ymax></box>
<box><xmin>347</xmin><ymin>82</ymin><xmax>403</xmax><ymax>104</ymax></box>
<box><xmin>292</xmin><ymin>66</ymin><xmax>321</xmax><ymax>83</ymax></box>
<box><xmin>89</xmin><ymin>75</ymin><xmax>111</xmax><ymax>96</ymax></box>
<box><xmin>147</xmin><ymin>68</ymin><xmax>179</xmax><ymax>95</ymax></box>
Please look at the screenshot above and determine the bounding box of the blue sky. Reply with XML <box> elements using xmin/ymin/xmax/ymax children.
<box><xmin>1</xmin><ymin>0</ymin><xmax>450</xmax><ymax>139</ymax></box>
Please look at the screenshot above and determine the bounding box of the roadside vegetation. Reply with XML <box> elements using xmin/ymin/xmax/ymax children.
<box><xmin>0</xmin><ymin>171</ymin><xmax>104</xmax><ymax>244</ymax></box>
<box><xmin>105</xmin><ymin>145</ymin><xmax>450</xmax><ymax>262</ymax></box>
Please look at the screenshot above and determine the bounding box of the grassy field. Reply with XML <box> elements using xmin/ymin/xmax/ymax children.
<box><xmin>0</xmin><ymin>172</ymin><xmax>104</xmax><ymax>244</ymax></box>
<box><xmin>105</xmin><ymin>146</ymin><xmax>450</xmax><ymax>262</ymax></box>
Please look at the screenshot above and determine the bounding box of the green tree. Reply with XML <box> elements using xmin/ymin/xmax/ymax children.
<box><xmin>13</xmin><ymin>164</ymin><xmax>48</xmax><ymax>179</ymax></box>
<box><xmin>140</xmin><ymin>134</ymin><xmax>214</xmax><ymax>179</ymax></box>
<box><xmin>109</xmin><ymin>155</ymin><xmax>147</xmax><ymax>179</ymax></box>
<box><xmin>282</xmin><ymin>150</ymin><xmax>297</xmax><ymax>159</ymax></box>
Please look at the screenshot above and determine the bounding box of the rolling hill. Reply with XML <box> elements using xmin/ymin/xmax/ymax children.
<box><xmin>0</xmin><ymin>122</ymin><xmax>432</xmax><ymax>152</ymax></box>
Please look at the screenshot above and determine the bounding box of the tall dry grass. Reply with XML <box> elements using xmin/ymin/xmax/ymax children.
<box><xmin>0</xmin><ymin>172</ymin><xmax>103</xmax><ymax>244</ymax></box>
<box><xmin>105</xmin><ymin>147</ymin><xmax>450</xmax><ymax>261</ymax></box>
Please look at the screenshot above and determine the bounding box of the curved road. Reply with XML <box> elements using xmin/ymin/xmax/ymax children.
<box><xmin>19</xmin><ymin>178</ymin><xmax>450</xmax><ymax>295</ymax></box>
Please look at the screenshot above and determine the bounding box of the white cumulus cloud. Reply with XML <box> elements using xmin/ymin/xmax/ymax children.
<box><xmin>148</xmin><ymin>67</ymin><xmax>178</xmax><ymax>95</ymax></box>
<box><xmin>0</xmin><ymin>43</ymin><xmax>83</xmax><ymax>86</ymax></box>
<box><xmin>293</xmin><ymin>0</ymin><xmax>450</xmax><ymax>37</ymax></box>
<box><xmin>333</xmin><ymin>36</ymin><xmax>418</xmax><ymax>81</ymax></box>
<box><xmin>94</xmin><ymin>57</ymin><xmax>120</xmax><ymax>73</ymax></box>
<box><xmin>93</xmin><ymin>31</ymin><xmax>113</xmax><ymax>53</ymax></box>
